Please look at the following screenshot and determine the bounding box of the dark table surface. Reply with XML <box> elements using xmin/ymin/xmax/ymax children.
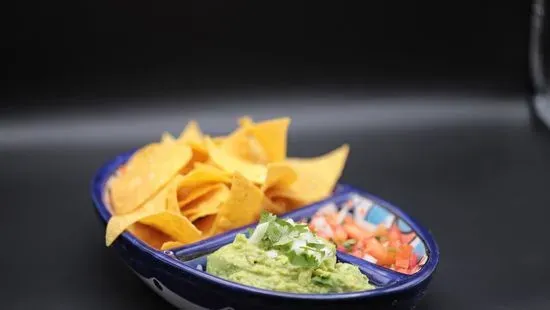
<box><xmin>1</xmin><ymin>93</ymin><xmax>549</xmax><ymax>309</ymax></box>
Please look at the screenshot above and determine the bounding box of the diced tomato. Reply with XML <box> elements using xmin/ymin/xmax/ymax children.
<box><xmin>343</xmin><ymin>215</ymin><xmax>354</xmax><ymax>225</ymax></box>
<box><xmin>385</xmin><ymin>247</ymin><xmax>397</xmax><ymax>265</ymax></box>
<box><xmin>365</xmin><ymin>238</ymin><xmax>393</xmax><ymax>266</ymax></box>
<box><xmin>324</xmin><ymin>213</ymin><xmax>339</xmax><ymax>226</ymax></box>
<box><xmin>409</xmin><ymin>253</ymin><xmax>418</xmax><ymax>268</ymax></box>
<box><xmin>354</xmin><ymin>238</ymin><xmax>365</xmax><ymax>251</ymax></box>
<box><xmin>388</xmin><ymin>225</ymin><xmax>402</xmax><ymax>243</ymax></box>
<box><xmin>395</xmin><ymin>258</ymin><xmax>410</xmax><ymax>269</ymax></box>
<box><xmin>394</xmin><ymin>267</ymin><xmax>409</xmax><ymax>274</ymax></box>
<box><xmin>332</xmin><ymin>226</ymin><xmax>348</xmax><ymax>243</ymax></box>
<box><xmin>351</xmin><ymin>249</ymin><xmax>363</xmax><ymax>258</ymax></box>
<box><xmin>310</xmin><ymin>215</ymin><xmax>334</xmax><ymax>239</ymax></box>
<box><xmin>398</xmin><ymin>244</ymin><xmax>413</xmax><ymax>257</ymax></box>
<box><xmin>400</xmin><ymin>232</ymin><xmax>415</xmax><ymax>244</ymax></box>
<box><xmin>389</xmin><ymin>239</ymin><xmax>402</xmax><ymax>248</ymax></box>
<box><xmin>337</xmin><ymin>245</ymin><xmax>347</xmax><ymax>252</ymax></box>
<box><xmin>375</xmin><ymin>224</ymin><xmax>389</xmax><ymax>238</ymax></box>
<box><xmin>343</xmin><ymin>223</ymin><xmax>372</xmax><ymax>240</ymax></box>
<box><xmin>316</xmin><ymin>231</ymin><xmax>331</xmax><ymax>240</ymax></box>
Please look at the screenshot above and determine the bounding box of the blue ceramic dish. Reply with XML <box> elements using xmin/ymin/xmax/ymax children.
<box><xmin>91</xmin><ymin>149</ymin><xmax>439</xmax><ymax>310</ymax></box>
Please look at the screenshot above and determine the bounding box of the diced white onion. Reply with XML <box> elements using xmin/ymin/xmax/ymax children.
<box><xmin>248</xmin><ymin>222</ymin><xmax>269</xmax><ymax>245</ymax></box>
<box><xmin>363</xmin><ymin>254</ymin><xmax>377</xmax><ymax>264</ymax></box>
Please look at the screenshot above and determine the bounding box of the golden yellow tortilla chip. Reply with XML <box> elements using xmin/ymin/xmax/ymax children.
<box><xmin>176</xmin><ymin>120</ymin><xmax>208</xmax><ymax>168</ymax></box>
<box><xmin>211</xmin><ymin>136</ymin><xmax>226</xmax><ymax>145</ymax></box>
<box><xmin>194</xmin><ymin>215</ymin><xmax>216</xmax><ymax>238</ymax></box>
<box><xmin>127</xmin><ymin>223</ymin><xmax>171</xmax><ymax>249</ymax></box>
<box><xmin>261</xmin><ymin>162</ymin><xmax>297</xmax><ymax>192</ymax></box>
<box><xmin>140</xmin><ymin>211</ymin><xmax>202</xmax><ymax>244</ymax></box>
<box><xmin>262</xmin><ymin>196</ymin><xmax>286</xmax><ymax>215</ymax></box>
<box><xmin>221</xmin><ymin>123</ymin><xmax>268</xmax><ymax>164</ymax></box>
<box><xmin>182</xmin><ymin>184</ymin><xmax>229</xmax><ymax>221</ymax></box>
<box><xmin>238</xmin><ymin>115</ymin><xmax>254</xmax><ymax>128</ymax></box>
<box><xmin>249</xmin><ymin>117</ymin><xmax>290</xmax><ymax>163</ymax></box>
<box><xmin>193</xmin><ymin>161</ymin><xmax>220</xmax><ymax>170</ymax></box>
<box><xmin>178</xmin><ymin>120</ymin><xmax>203</xmax><ymax>145</ymax></box>
<box><xmin>106</xmin><ymin>183</ymin><xmax>202</xmax><ymax>246</ymax></box>
<box><xmin>179</xmin><ymin>151</ymin><xmax>209</xmax><ymax>175</ymax></box>
<box><xmin>189</xmin><ymin>141</ymin><xmax>209</xmax><ymax>155</ymax></box>
<box><xmin>205</xmin><ymin>138</ymin><xmax>267</xmax><ymax>184</ymax></box>
<box><xmin>201</xmin><ymin>158</ymin><xmax>219</xmax><ymax>168</ymax></box>
<box><xmin>106</xmin><ymin>186</ymin><xmax>170</xmax><ymax>246</ymax></box>
<box><xmin>266</xmin><ymin>185</ymin><xmax>301</xmax><ymax>200</ymax></box>
<box><xmin>160</xmin><ymin>241</ymin><xmax>185</xmax><ymax>251</ymax></box>
<box><xmin>282</xmin><ymin>144</ymin><xmax>349</xmax><ymax>204</ymax></box>
<box><xmin>166</xmin><ymin>175</ymin><xmax>183</xmax><ymax>213</ymax></box>
<box><xmin>210</xmin><ymin>173</ymin><xmax>264</xmax><ymax>235</ymax></box>
<box><xmin>276</xmin><ymin>196</ymin><xmax>302</xmax><ymax>212</ymax></box>
<box><xmin>177</xmin><ymin>164</ymin><xmax>232</xmax><ymax>194</ymax></box>
<box><xmin>178</xmin><ymin>183</ymin><xmax>224</xmax><ymax>208</ymax></box>
<box><xmin>161</xmin><ymin>132</ymin><xmax>176</xmax><ymax>143</ymax></box>
<box><xmin>110</xmin><ymin>142</ymin><xmax>193</xmax><ymax>215</ymax></box>
<box><xmin>264</xmin><ymin>187</ymin><xmax>306</xmax><ymax>212</ymax></box>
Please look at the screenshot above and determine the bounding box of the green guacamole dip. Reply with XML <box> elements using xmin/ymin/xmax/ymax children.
<box><xmin>206</xmin><ymin>232</ymin><xmax>374</xmax><ymax>293</ymax></box>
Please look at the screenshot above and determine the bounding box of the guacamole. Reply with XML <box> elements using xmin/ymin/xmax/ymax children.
<box><xmin>206</xmin><ymin>214</ymin><xmax>374</xmax><ymax>294</ymax></box>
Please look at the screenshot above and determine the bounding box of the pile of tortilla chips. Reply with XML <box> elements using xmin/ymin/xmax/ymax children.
<box><xmin>105</xmin><ymin>117</ymin><xmax>349</xmax><ymax>251</ymax></box>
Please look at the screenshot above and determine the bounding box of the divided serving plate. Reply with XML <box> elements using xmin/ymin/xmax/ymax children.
<box><xmin>91</xmin><ymin>149</ymin><xmax>439</xmax><ymax>310</ymax></box>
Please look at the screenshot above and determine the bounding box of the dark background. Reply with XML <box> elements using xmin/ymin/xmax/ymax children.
<box><xmin>2</xmin><ymin>1</ymin><xmax>530</xmax><ymax>102</ymax></box>
<box><xmin>2</xmin><ymin>1</ymin><xmax>550</xmax><ymax>310</ymax></box>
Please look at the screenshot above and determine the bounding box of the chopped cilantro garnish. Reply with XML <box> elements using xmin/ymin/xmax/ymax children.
<box><xmin>248</xmin><ymin>211</ymin><xmax>332</xmax><ymax>268</ymax></box>
<box><xmin>245</xmin><ymin>227</ymin><xmax>255</xmax><ymax>237</ymax></box>
<box><xmin>343</xmin><ymin>239</ymin><xmax>356</xmax><ymax>252</ymax></box>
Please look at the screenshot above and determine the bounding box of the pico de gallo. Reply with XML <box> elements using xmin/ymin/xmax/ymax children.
<box><xmin>308</xmin><ymin>208</ymin><xmax>421</xmax><ymax>274</ymax></box>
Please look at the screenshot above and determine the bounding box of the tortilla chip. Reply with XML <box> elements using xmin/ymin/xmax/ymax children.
<box><xmin>193</xmin><ymin>161</ymin><xmax>222</xmax><ymax>171</ymax></box>
<box><xmin>261</xmin><ymin>162</ymin><xmax>297</xmax><ymax>192</ymax></box>
<box><xmin>194</xmin><ymin>215</ymin><xmax>216</xmax><ymax>238</ymax></box>
<box><xmin>282</xmin><ymin>144</ymin><xmax>349</xmax><ymax>204</ymax></box>
<box><xmin>189</xmin><ymin>142</ymin><xmax>209</xmax><ymax>157</ymax></box>
<box><xmin>265</xmin><ymin>186</ymin><xmax>301</xmax><ymax>201</ymax></box>
<box><xmin>178</xmin><ymin>164</ymin><xmax>231</xmax><ymax>190</ymax></box>
<box><xmin>275</xmin><ymin>196</ymin><xmax>302</xmax><ymax>212</ymax></box>
<box><xmin>160</xmin><ymin>241</ymin><xmax>185</xmax><ymax>251</ymax></box>
<box><xmin>127</xmin><ymin>223</ymin><xmax>171</xmax><ymax>249</ymax></box>
<box><xmin>110</xmin><ymin>142</ymin><xmax>193</xmax><ymax>214</ymax></box>
<box><xmin>262</xmin><ymin>196</ymin><xmax>286</xmax><ymax>215</ymax></box>
<box><xmin>182</xmin><ymin>184</ymin><xmax>229</xmax><ymax>221</ymax></box>
<box><xmin>161</xmin><ymin>132</ymin><xmax>176</xmax><ymax>143</ymax></box>
<box><xmin>205</xmin><ymin>138</ymin><xmax>267</xmax><ymax>184</ymax></box>
<box><xmin>210</xmin><ymin>173</ymin><xmax>264</xmax><ymax>235</ymax></box>
<box><xmin>106</xmin><ymin>186</ymin><xmax>170</xmax><ymax>246</ymax></box>
<box><xmin>211</xmin><ymin>136</ymin><xmax>226</xmax><ymax>145</ymax></box>
<box><xmin>178</xmin><ymin>183</ymin><xmax>223</xmax><ymax>208</ymax></box>
<box><xmin>140</xmin><ymin>211</ymin><xmax>202</xmax><ymax>244</ymax></box>
<box><xmin>106</xmin><ymin>181</ymin><xmax>202</xmax><ymax>246</ymax></box>
<box><xmin>264</xmin><ymin>187</ymin><xmax>305</xmax><ymax>212</ymax></box>
<box><xmin>221</xmin><ymin>123</ymin><xmax>268</xmax><ymax>164</ymax></box>
<box><xmin>166</xmin><ymin>176</ymin><xmax>183</xmax><ymax>213</ymax></box>
<box><xmin>249</xmin><ymin>117</ymin><xmax>290</xmax><ymax>163</ymax></box>
<box><xmin>178</xmin><ymin>120</ymin><xmax>203</xmax><ymax>145</ymax></box>
<box><xmin>238</xmin><ymin>115</ymin><xmax>254</xmax><ymax>128</ymax></box>
<box><xmin>177</xmin><ymin>120</ymin><xmax>208</xmax><ymax>156</ymax></box>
